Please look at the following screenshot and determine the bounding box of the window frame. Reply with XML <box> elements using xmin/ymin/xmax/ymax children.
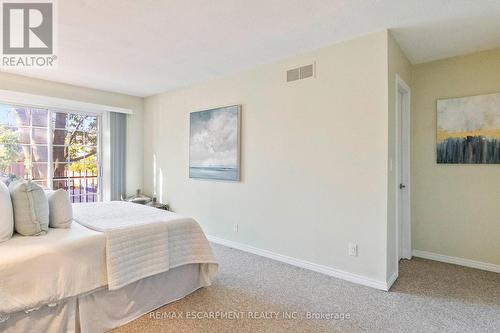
<box><xmin>0</xmin><ymin>103</ymin><xmax>104</xmax><ymax>202</ymax></box>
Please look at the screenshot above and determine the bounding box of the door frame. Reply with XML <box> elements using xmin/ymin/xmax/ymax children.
<box><xmin>395</xmin><ymin>74</ymin><xmax>412</xmax><ymax>261</ymax></box>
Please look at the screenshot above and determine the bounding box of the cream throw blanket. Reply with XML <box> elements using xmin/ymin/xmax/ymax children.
<box><xmin>73</xmin><ymin>201</ymin><xmax>217</xmax><ymax>290</ymax></box>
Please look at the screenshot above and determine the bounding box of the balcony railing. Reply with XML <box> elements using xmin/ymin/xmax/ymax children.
<box><xmin>53</xmin><ymin>171</ymin><xmax>99</xmax><ymax>203</ymax></box>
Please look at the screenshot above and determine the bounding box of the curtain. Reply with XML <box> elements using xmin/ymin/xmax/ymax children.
<box><xmin>109</xmin><ymin>112</ymin><xmax>126</xmax><ymax>200</ymax></box>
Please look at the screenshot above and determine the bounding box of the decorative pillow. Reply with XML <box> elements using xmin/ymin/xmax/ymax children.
<box><xmin>47</xmin><ymin>189</ymin><xmax>73</xmax><ymax>228</ymax></box>
<box><xmin>9</xmin><ymin>180</ymin><xmax>49</xmax><ymax>236</ymax></box>
<box><xmin>1</xmin><ymin>174</ymin><xmax>21</xmax><ymax>187</ymax></box>
<box><xmin>0</xmin><ymin>182</ymin><xmax>14</xmax><ymax>242</ymax></box>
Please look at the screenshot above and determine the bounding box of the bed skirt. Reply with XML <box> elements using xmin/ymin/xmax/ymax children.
<box><xmin>0</xmin><ymin>263</ymin><xmax>217</xmax><ymax>333</ymax></box>
<box><xmin>0</xmin><ymin>300</ymin><xmax>78</xmax><ymax>333</ymax></box>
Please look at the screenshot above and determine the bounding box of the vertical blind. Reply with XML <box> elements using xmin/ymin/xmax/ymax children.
<box><xmin>109</xmin><ymin>112</ymin><xmax>126</xmax><ymax>200</ymax></box>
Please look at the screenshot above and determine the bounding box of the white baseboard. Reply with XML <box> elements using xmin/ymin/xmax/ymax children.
<box><xmin>412</xmin><ymin>250</ymin><xmax>500</xmax><ymax>273</ymax></box>
<box><xmin>207</xmin><ymin>235</ymin><xmax>391</xmax><ymax>291</ymax></box>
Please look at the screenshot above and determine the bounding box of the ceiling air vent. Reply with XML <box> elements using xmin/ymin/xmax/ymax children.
<box><xmin>286</xmin><ymin>68</ymin><xmax>300</xmax><ymax>82</ymax></box>
<box><xmin>286</xmin><ymin>63</ymin><xmax>315</xmax><ymax>82</ymax></box>
<box><xmin>300</xmin><ymin>64</ymin><xmax>314</xmax><ymax>79</ymax></box>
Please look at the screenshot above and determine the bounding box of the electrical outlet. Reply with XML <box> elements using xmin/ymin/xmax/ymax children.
<box><xmin>348</xmin><ymin>243</ymin><xmax>358</xmax><ymax>257</ymax></box>
<box><xmin>233</xmin><ymin>224</ymin><xmax>239</xmax><ymax>233</ymax></box>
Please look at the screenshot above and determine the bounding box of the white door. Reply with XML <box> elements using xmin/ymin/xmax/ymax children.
<box><xmin>396</xmin><ymin>76</ymin><xmax>412</xmax><ymax>261</ymax></box>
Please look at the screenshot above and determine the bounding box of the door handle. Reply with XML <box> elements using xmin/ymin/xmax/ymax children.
<box><xmin>399</xmin><ymin>184</ymin><xmax>406</xmax><ymax>189</ymax></box>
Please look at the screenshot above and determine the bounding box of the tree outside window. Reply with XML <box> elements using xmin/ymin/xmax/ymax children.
<box><xmin>0</xmin><ymin>105</ymin><xmax>99</xmax><ymax>202</ymax></box>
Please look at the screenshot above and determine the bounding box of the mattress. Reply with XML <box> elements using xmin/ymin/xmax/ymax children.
<box><xmin>0</xmin><ymin>223</ymin><xmax>107</xmax><ymax>314</ymax></box>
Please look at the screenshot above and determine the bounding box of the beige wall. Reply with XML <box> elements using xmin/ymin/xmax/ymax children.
<box><xmin>144</xmin><ymin>32</ymin><xmax>392</xmax><ymax>284</ymax></box>
<box><xmin>387</xmin><ymin>32</ymin><xmax>412</xmax><ymax>278</ymax></box>
<box><xmin>0</xmin><ymin>72</ymin><xmax>144</xmax><ymax>195</ymax></box>
<box><xmin>412</xmin><ymin>48</ymin><xmax>500</xmax><ymax>265</ymax></box>
<box><xmin>3</xmin><ymin>30</ymin><xmax>497</xmax><ymax>280</ymax></box>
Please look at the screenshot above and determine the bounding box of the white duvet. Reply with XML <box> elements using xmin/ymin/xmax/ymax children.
<box><xmin>73</xmin><ymin>201</ymin><xmax>218</xmax><ymax>290</ymax></box>
<box><xmin>0</xmin><ymin>202</ymin><xmax>217</xmax><ymax>315</ymax></box>
<box><xmin>0</xmin><ymin>223</ymin><xmax>106</xmax><ymax>314</ymax></box>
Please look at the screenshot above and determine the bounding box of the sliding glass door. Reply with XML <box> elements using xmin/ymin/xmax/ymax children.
<box><xmin>0</xmin><ymin>105</ymin><xmax>101</xmax><ymax>202</ymax></box>
<box><xmin>51</xmin><ymin>111</ymin><xmax>100</xmax><ymax>202</ymax></box>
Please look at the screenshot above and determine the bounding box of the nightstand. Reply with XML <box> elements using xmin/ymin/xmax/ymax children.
<box><xmin>146</xmin><ymin>199</ymin><xmax>170</xmax><ymax>211</ymax></box>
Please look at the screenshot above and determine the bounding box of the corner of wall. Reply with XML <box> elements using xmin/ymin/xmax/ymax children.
<box><xmin>386</xmin><ymin>32</ymin><xmax>413</xmax><ymax>286</ymax></box>
<box><xmin>142</xmin><ymin>31</ymin><xmax>399</xmax><ymax>289</ymax></box>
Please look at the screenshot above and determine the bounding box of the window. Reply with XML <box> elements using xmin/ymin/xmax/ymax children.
<box><xmin>0</xmin><ymin>104</ymin><xmax>101</xmax><ymax>202</ymax></box>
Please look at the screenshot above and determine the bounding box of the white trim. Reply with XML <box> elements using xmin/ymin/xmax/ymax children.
<box><xmin>386</xmin><ymin>271</ymin><xmax>399</xmax><ymax>290</ymax></box>
<box><xmin>395</xmin><ymin>74</ymin><xmax>412</xmax><ymax>262</ymax></box>
<box><xmin>207</xmin><ymin>235</ymin><xmax>392</xmax><ymax>291</ymax></box>
<box><xmin>412</xmin><ymin>250</ymin><xmax>500</xmax><ymax>273</ymax></box>
<box><xmin>0</xmin><ymin>89</ymin><xmax>133</xmax><ymax>114</ymax></box>
<box><xmin>47</xmin><ymin>110</ymin><xmax>53</xmax><ymax>188</ymax></box>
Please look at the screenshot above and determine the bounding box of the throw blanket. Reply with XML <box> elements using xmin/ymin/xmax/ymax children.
<box><xmin>73</xmin><ymin>201</ymin><xmax>218</xmax><ymax>290</ymax></box>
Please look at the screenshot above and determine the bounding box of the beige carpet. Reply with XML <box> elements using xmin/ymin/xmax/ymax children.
<box><xmin>112</xmin><ymin>244</ymin><xmax>500</xmax><ymax>333</ymax></box>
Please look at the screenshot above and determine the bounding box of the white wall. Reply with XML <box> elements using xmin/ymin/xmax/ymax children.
<box><xmin>412</xmin><ymin>48</ymin><xmax>500</xmax><ymax>266</ymax></box>
<box><xmin>144</xmin><ymin>32</ymin><xmax>392</xmax><ymax>285</ymax></box>
<box><xmin>0</xmin><ymin>72</ymin><xmax>144</xmax><ymax>195</ymax></box>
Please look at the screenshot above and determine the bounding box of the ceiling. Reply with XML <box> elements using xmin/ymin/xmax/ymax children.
<box><xmin>3</xmin><ymin>0</ymin><xmax>500</xmax><ymax>97</ymax></box>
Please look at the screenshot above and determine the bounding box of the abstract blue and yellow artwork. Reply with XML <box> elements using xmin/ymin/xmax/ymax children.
<box><xmin>437</xmin><ymin>93</ymin><xmax>500</xmax><ymax>164</ymax></box>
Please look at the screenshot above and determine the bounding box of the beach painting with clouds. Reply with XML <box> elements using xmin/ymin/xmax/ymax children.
<box><xmin>437</xmin><ymin>93</ymin><xmax>500</xmax><ymax>164</ymax></box>
<box><xmin>189</xmin><ymin>105</ymin><xmax>241</xmax><ymax>180</ymax></box>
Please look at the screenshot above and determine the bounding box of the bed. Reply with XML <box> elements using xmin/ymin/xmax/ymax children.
<box><xmin>0</xmin><ymin>202</ymin><xmax>218</xmax><ymax>333</ymax></box>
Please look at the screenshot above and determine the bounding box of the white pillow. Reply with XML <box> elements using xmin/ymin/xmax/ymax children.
<box><xmin>0</xmin><ymin>182</ymin><xmax>14</xmax><ymax>242</ymax></box>
<box><xmin>9</xmin><ymin>180</ymin><xmax>49</xmax><ymax>236</ymax></box>
<box><xmin>47</xmin><ymin>189</ymin><xmax>73</xmax><ymax>228</ymax></box>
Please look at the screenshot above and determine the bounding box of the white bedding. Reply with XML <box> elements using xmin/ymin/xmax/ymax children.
<box><xmin>78</xmin><ymin>263</ymin><xmax>214</xmax><ymax>333</ymax></box>
<box><xmin>73</xmin><ymin>201</ymin><xmax>218</xmax><ymax>290</ymax></box>
<box><xmin>0</xmin><ymin>223</ymin><xmax>107</xmax><ymax>314</ymax></box>
<box><xmin>1</xmin><ymin>263</ymin><xmax>215</xmax><ymax>333</ymax></box>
